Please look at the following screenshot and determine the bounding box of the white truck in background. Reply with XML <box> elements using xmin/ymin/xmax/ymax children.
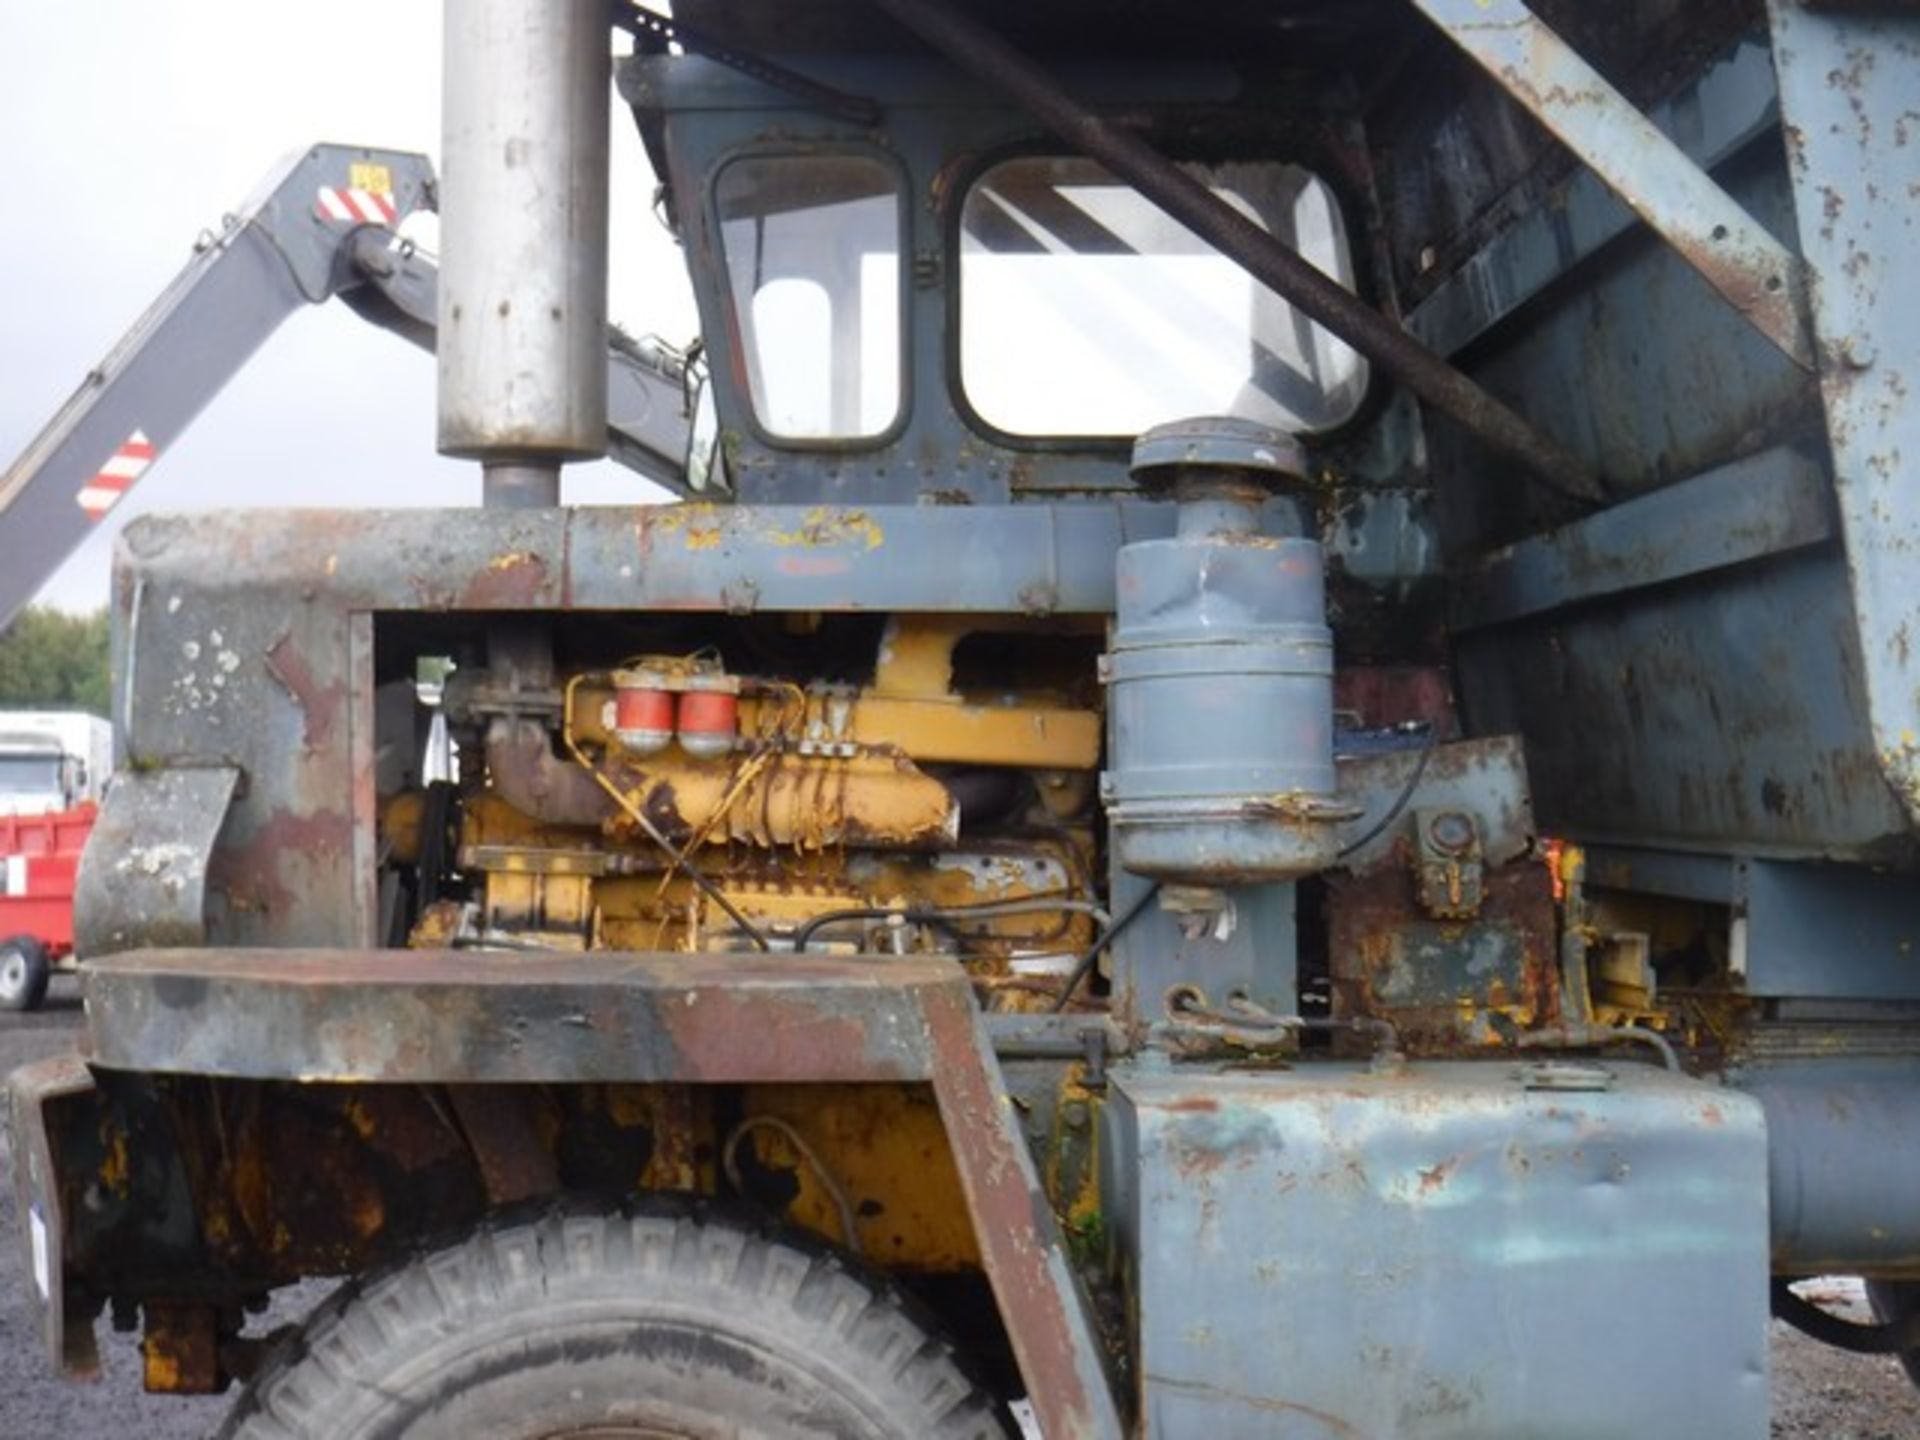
<box><xmin>0</xmin><ymin>711</ymin><xmax>111</xmax><ymax>815</ymax></box>
<box><xmin>0</xmin><ymin>710</ymin><xmax>111</xmax><ymax>1009</ymax></box>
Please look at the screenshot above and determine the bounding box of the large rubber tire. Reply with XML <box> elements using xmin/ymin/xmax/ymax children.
<box><xmin>0</xmin><ymin>935</ymin><xmax>50</xmax><ymax>1012</ymax></box>
<box><xmin>219</xmin><ymin>1203</ymin><xmax>1015</xmax><ymax>1440</ymax></box>
<box><xmin>1867</xmin><ymin>1278</ymin><xmax>1920</xmax><ymax>1388</ymax></box>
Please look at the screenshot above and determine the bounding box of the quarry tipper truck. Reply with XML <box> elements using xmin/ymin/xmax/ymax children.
<box><xmin>8</xmin><ymin>2</ymin><xmax>1920</xmax><ymax>1436</ymax></box>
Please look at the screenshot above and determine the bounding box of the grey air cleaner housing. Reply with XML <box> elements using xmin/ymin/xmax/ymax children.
<box><xmin>1102</xmin><ymin>417</ymin><xmax>1342</xmax><ymax>884</ymax></box>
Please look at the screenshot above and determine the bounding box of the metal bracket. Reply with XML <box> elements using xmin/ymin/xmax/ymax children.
<box><xmin>1409</xmin><ymin>0</ymin><xmax>1816</xmax><ymax>370</ymax></box>
<box><xmin>72</xmin><ymin>765</ymin><xmax>240</xmax><ymax>959</ymax></box>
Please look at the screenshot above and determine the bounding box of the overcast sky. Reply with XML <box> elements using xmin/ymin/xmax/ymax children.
<box><xmin>0</xmin><ymin>3</ymin><xmax>697</xmax><ymax>614</ymax></box>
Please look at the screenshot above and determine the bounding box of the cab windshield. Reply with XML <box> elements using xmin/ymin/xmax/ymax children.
<box><xmin>0</xmin><ymin>753</ymin><xmax>63</xmax><ymax>797</ymax></box>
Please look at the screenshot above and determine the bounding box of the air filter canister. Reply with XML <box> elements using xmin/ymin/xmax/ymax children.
<box><xmin>1102</xmin><ymin>418</ymin><xmax>1345</xmax><ymax>884</ymax></box>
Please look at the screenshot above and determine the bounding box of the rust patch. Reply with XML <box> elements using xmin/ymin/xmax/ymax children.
<box><xmin>776</xmin><ymin>554</ymin><xmax>856</xmax><ymax>577</ymax></box>
<box><xmin>637</xmin><ymin>1085</ymin><xmax>701</xmax><ymax>1191</ymax></box>
<box><xmin>1143</xmin><ymin>1376</ymin><xmax>1371</xmax><ymax>1437</ymax></box>
<box><xmin>461</xmin><ymin>550</ymin><xmax>550</xmax><ymax>608</ymax></box>
<box><xmin>764</xmin><ymin>507</ymin><xmax>886</xmax><ymax>551</ymax></box>
<box><xmin>665</xmin><ymin>983</ymin><xmax>911</xmax><ymax>1085</ymax></box>
<box><xmin>1417</xmin><ymin>1157</ymin><xmax>1458</xmax><ymax>1195</ymax></box>
<box><xmin>1160</xmin><ymin>1096</ymin><xmax>1221</xmax><ymax>1114</ymax></box>
<box><xmin>264</xmin><ymin>634</ymin><xmax>343</xmax><ymax>750</ymax></box>
<box><xmin>1328</xmin><ymin>854</ymin><xmax>1560</xmax><ymax>1054</ymax></box>
<box><xmin>208</xmin><ymin>809</ymin><xmax>354</xmax><ymax>918</ymax></box>
<box><xmin>141</xmin><ymin>1302</ymin><xmax>220</xmax><ymax>1395</ymax></box>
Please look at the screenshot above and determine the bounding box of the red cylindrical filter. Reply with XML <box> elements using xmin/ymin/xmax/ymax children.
<box><xmin>677</xmin><ymin>678</ymin><xmax>739</xmax><ymax>759</ymax></box>
<box><xmin>611</xmin><ymin>670</ymin><xmax>674</xmax><ymax>755</ymax></box>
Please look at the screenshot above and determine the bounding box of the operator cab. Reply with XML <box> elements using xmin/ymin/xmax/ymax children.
<box><xmin>626</xmin><ymin>55</ymin><xmax>1382</xmax><ymax>504</ymax></box>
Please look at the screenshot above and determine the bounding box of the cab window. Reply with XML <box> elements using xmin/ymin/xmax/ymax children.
<box><xmin>960</xmin><ymin>156</ymin><xmax>1367</xmax><ymax>438</ymax></box>
<box><xmin>715</xmin><ymin>153</ymin><xmax>903</xmax><ymax>441</ymax></box>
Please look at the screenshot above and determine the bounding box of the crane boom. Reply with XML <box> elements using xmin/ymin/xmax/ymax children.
<box><xmin>0</xmin><ymin>142</ymin><xmax>696</xmax><ymax>629</ymax></box>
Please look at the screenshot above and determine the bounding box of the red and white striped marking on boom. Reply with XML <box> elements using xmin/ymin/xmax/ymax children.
<box><xmin>78</xmin><ymin>430</ymin><xmax>154</xmax><ymax>520</ymax></box>
<box><xmin>315</xmin><ymin>186</ymin><xmax>398</xmax><ymax>225</ymax></box>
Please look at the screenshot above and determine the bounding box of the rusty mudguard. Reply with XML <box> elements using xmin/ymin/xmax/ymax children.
<box><xmin>62</xmin><ymin>948</ymin><xmax>1124</xmax><ymax>1438</ymax></box>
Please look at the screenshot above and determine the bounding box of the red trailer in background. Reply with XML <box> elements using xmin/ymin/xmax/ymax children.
<box><xmin>0</xmin><ymin>803</ymin><xmax>95</xmax><ymax>1010</ymax></box>
<box><xmin>0</xmin><ymin>712</ymin><xmax>111</xmax><ymax>1009</ymax></box>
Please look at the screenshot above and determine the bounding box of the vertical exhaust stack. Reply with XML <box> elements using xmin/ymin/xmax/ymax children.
<box><xmin>439</xmin><ymin>0</ymin><xmax>610</xmax><ymax>507</ymax></box>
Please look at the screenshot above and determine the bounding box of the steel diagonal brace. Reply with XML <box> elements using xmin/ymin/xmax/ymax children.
<box><xmin>862</xmin><ymin>0</ymin><xmax>1607</xmax><ymax>505</ymax></box>
<box><xmin>1408</xmin><ymin>0</ymin><xmax>1815</xmax><ymax>371</ymax></box>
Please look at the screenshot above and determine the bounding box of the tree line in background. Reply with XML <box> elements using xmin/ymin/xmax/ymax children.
<box><xmin>0</xmin><ymin>608</ymin><xmax>111</xmax><ymax>715</ymax></box>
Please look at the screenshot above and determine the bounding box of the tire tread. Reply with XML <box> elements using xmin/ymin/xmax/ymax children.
<box><xmin>218</xmin><ymin>1199</ymin><xmax>1013</xmax><ymax>1440</ymax></box>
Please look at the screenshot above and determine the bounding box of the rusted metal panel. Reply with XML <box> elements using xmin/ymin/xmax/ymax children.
<box><xmin>1455</xmin><ymin>540</ymin><xmax>1911</xmax><ymax>859</ymax></box>
<box><xmin>347</xmin><ymin>612</ymin><xmax>380</xmax><ymax>947</ymax></box>
<box><xmin>1333</xmin><ymin>735</ymin><xmax>1536</xmax><ymax>872</ymax></box>
<box><xmin>1766</xmin><ymin>0</ymin><xmax>1920</xmax><ymax>834</ymax></box>
<box><xmin>1406</xmin><ymin>38</ymin><xmax>1784</xmax><ymax>359</ymax></box>
<box><xmin>112</xmin><ymin>555</ymin><xmax>362</xmax><ymax>952</ymax></box>
<box><xmin>918</xmin><ymin>977</ymin><xmax>1125</xmax><ymax>1440</ymax></box>
<box><xmin>1429</xmin><ymin>92</ymin><xmax>1885</xmax><ymax>861</ymax></box>
<box><xmin>6</xmin><ymin>1054</ymin><xmax>97</xmax><ymax>1375</ymax></box>
<box><xmin>98</xmin><ymin>502</ymin><xmax>1173</xmax><ymax>962</ymax></box>
<box><xmin>1432</xmin><ymin>154</ymin><xmax>1811</xmax><ymax>532</ymax></box>
<box><xmin>1328</xmin><ymin>858</ymin><xmax>1560</xmax><ymax>1050</ymax></box>
<box><xmin>74</xmin><ymin>946</ymin><xmax>1123</xmax><ymax>1435</ymax></box>
<box><xmin>1103</xmin><ymin>1060</ymin><xmax>1770</xmax><ymax>1437</ymax></box>
<box><xmin>82</xmin><ymin>949</ymin><xmax>951</xmax><ymax>1084</ymax></box>
<box><xmin>119</xmin><ymin>502</ymin><xmax>1188</xmax><ymax>617</ymax></box>
<box><xmin>1451</xmin><ymin>445</ymin><xmax>1835</xmax><ymax>632</ymax></box>
<box><xmin>1330</xmin><ymin>736</ymin><xmax>1556</xmax><ymax>1047</ymax></box>
<box><xmin>1412</xmin><ymin>0</ymin><xmax>1815</xmax><ymax>369</ymax></box>
<box><xmin>732</xmin><ymin>1084</ymin><xmax>983</xmax><ymax>1270</ymax></box>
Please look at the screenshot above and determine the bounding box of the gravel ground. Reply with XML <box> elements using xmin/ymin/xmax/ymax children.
<box><xmin>0</xmin><ymin>984</ymin><xmax>243</xmax><ymax>1438</ymax></box>
<box><xmin>3</xmin><ymin>982</ymin><xmax>1919</xmax><ymax>1437</ymax></box>
<box><xmin>1770</xmin><ymin>1278</ymin><xmax>1920</xmax><ymax>1439</ymax></box>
